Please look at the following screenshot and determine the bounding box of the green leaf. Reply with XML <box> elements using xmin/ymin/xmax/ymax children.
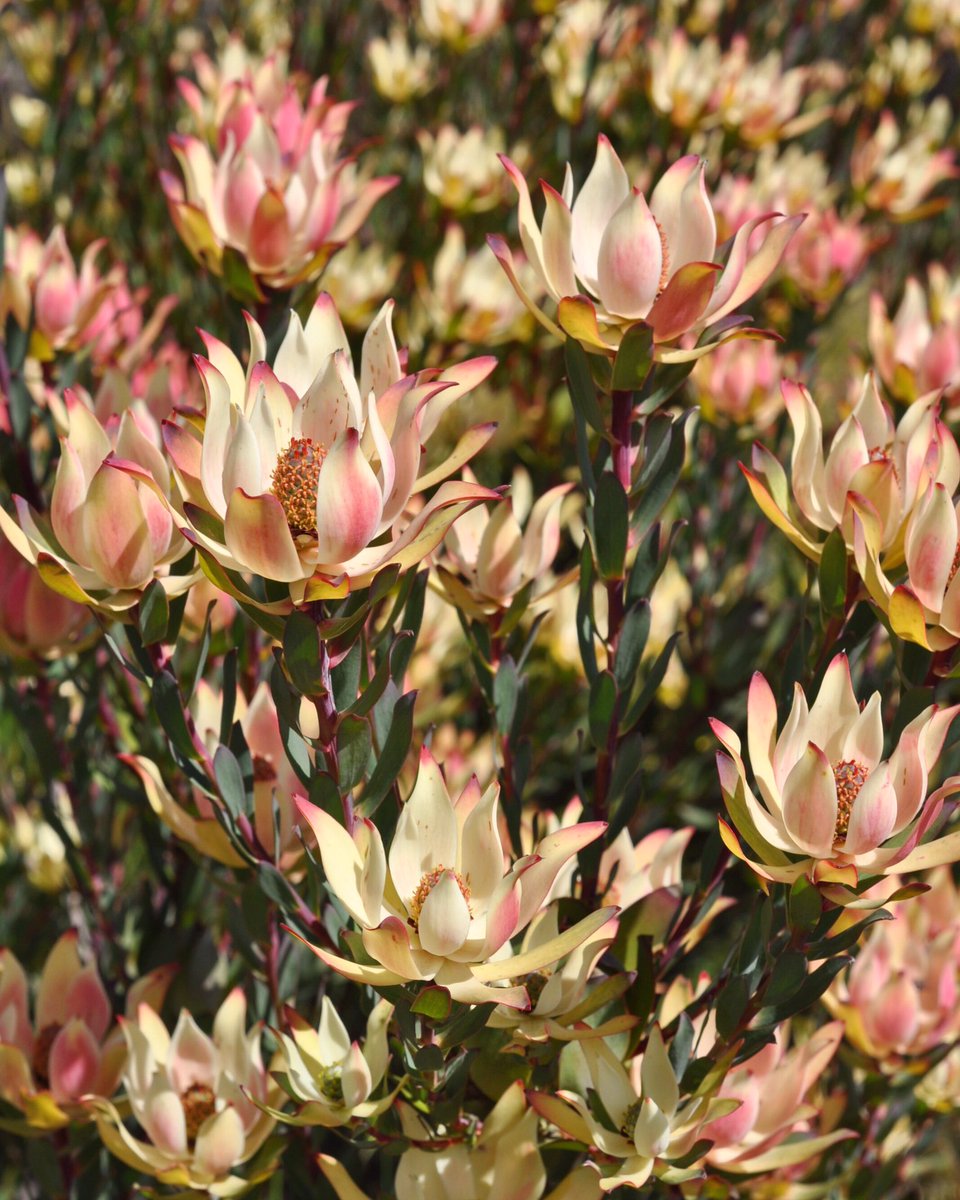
<box><xmin>337</xmin><ymin>714</ymin><xmax>371</xmax><ymax>792</ymax></box>
<box><xmin>787</xmin><ymin>877</ymin><xmax>822</xmax><ymax>936</ymax></box>
<box><xmin>221</xmin><ymin>245</ymin><xmax>265</xmax><ymax>305</ymax></box>
<box><xmin>715</xmin><ymin>975</ymin><xmax>751</xmax><ymax>1039</ymax></box>
<box><xmin>620</xmin><ymin>633</ymin><xmax>680</xmax><ymax>732</ymax></box>
<box><xmin>593</xmin><ymin>472</ymin><xmax>629</xmax><ymax>580</ymax></box>
<box><xmin>410</xmin><ymin>986</ymin><xmax>452</xmax><ymax>1022</ymax></box>
<box><xmin>370</xmin><ymin>563</ymin><xmax>402</xmax><ymax>606</ymax></box>
<box><xmin>588</xmin><ymin>670</ymin><xmax>618</xmax><ymax>749</ymax></box>
<box><xmin>391</xmin><ymin>570</ymin><xmax>428</xmax><ymax>682</ymax></box>
<box><xmin>214</xmin><ymin>744</ymin><xmax>247</xmax><ymax>820</ymax></box>
<box><xmin>469</xmin><ymin>1051</ymin><xmax>531</xmax><ymax>1101</ymax></box>
<box><xmin>806</xmin><ymin>909</ymin><xmax>892</xmax><ymax>959</ymax></box>
<box><xmin>818</xmin><ymin>529</ymin><xmax>847</xmax><ymax>619</ymax></box>
<box><xmin>331</xmin><ymin>640</ymin><xmax>362</xmax><ymax>710</ymax></box>
<box><xmin>138</xmin><ymin>580</ymin><xmax>170</xmax><ymax>646</ymax></box>
<box><xmin>576</xmin><ymin>543</ymin><xmax>599</xmax><ymax>683</ymax></box>
<box><xmin>152</xmin><ymin>671</ymin><xmax>196</xmax><ymax>760</ymax></box>
<box><xmin>632</xmin><ymin>410</ymin><xmax>693</xmax><ymax>541</ymax></box>
<box><xmin>493</xmin><ymin>655</ymin><xmax>522</xmax><ymax>739</ymax></box>
<box><xmin>611</xmin><ymin>322</ymin><xmax>654</xmax><ymax>393</ymax></box>
<box><xmin>737</xmin><ymin>900</ymin><xmax>772</xmax><ymax>975</ymax></box>
<box><xmin>763</xmin><ymin>951</ymin><xmax>807</xmax><ymax>1006</ymax></box>
<box><xmin>283</xmin><ymin>611</ymin><xmax>324</xmax><ymax>696</ymax></box>
<box><xmin>357</xmin><ymin>691</ymin><xmax>416</xmax><ymax>818</ymax></box>
<box><xmin>762</xmin><ymin>956</ymin><xmax>851</xmax><ymax>1024</ymax></box>
<box><xmin>614</xmin><ymin>601</ymin><xmax>650</xmax><ymax>691</ymax></box>
<box><xmin>565</xmin><ymin>337</ymin><xmax>606</xmax><ymax>435</ymax></box>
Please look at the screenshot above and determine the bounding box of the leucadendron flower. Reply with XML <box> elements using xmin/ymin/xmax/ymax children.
<box><xmin>744</xmin><ymin>373</ymin><xmax>959</xmax><ymax>565</ymax></box>
<box><xmin>711</xmin><ymin>653</ymin><xmax>960</xmax><ymax>887</ymax></box>
<box><xmin>824</xmin><ymin>868</ymin><xmax>960</xmax><ymax>1062</ymax></box>
<box><xmin>89</xmin><ymin>990</ymin><xmax>280</xmax><ymax>1195</ymax></box>
<box><xmin>264</xmin><ymin>997</ymin><xmax>394</xmax><ymax>1127</ymax></box>
<box><xmin>159</xmin><ymin>293</ymin><xmax>498</xmax><ymax>606</ymax></box>
<box><xmin>318</xmin><ymin>1083</ymin><xmax>604</xmax><ymax>1200</ymax></box>
<box><xmin>489</xmin><ymin>136</ymin><xmax>801</xmax><ymax>358</ymax></box>
<box><xmin>852</xmin><ymin>474</ymin><xmax>960</xmax><ymax>650</ymax></box>
<box><xmin>0</xmin><ymin>932</ymin><xmax>174</xmax><ymax>1130</ymax></box>
<box><xmin>0</xmin><ymin>391</ymin><xmax>193</xmax><ymax>613</ymax></box>
<box><xmin>294</xmin><ymin>748</ymin><xmax>613</xmax><ymax>1006</ymax></box>
<box><xmin>531</xmin><ymin>1028</ymin><xmax>733</xmax><ymax>1192</ymax></box>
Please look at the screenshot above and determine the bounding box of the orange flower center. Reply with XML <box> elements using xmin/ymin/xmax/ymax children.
<box><xmin>653</xmin><ymin>216</ymin><xmax>671</xmax><ymax>294</ymax></box>
<box><xmin>271</xmin><ymin>437</ymin><xmax>327</xmax><ymax>536</ymax></box>
<box><xmin>32</xmin><ymin>1022</ymin><xmax>62</xmax><ymax>1084</ymax></box>
<box><xmin>408</xmin><ymin>865</ymin><xmax>471</xmax><ymax>925</ymax></box>
<box><xmin>180</xmin><ymin>1082</ymin><xmax>217</xmax><ymax>1142</ymax></box>
<box><xmin>833</xmin><ymin>758</ymin><xmax>869</xmax><ymax>844</ymax></box>
<box><xmin>948</xmin><ymin>538</ymin><xmax>960</xmax><ymax>589</ymax></box>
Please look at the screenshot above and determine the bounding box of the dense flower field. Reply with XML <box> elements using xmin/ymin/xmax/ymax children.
<box><xmin>1</xmin><ymin>1</ymin><xmax>960</xmax><ymax>1196</ymax></box>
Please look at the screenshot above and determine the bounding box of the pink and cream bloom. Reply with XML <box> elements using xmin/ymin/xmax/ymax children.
<box><xmin>486</xmin><ymin>905</ymin><xmax>629</xmax><ymax>1043</ymax></box>
<box><xmin>852</xmin><ymin>473</ymin><xmax>960</xmax><ymax>649</ymax></box>
<box><xmin>531</xmin><ymin>1028</ymin><xmax>732</xmax><ymax>1192</ymax></box>
<box><xmin>437</xmin><ymin>468</ymin><xmax>572</xmax><ymax>615</ymax></box>
<box><xmin>319</xmin><ymin>1084</ymin><xmax>603</xmax><ymax>1200</ymax></box>
<box><xmin>0</xmin><ymin>931</ymin><xmax>174</xmax><ymax>1130</ymax></box>
<box><xmin>420</xmin><ymin>223</ymin><xmax>542</xmax><ymax>345</ymax></box>
<box><xmin>418</xmin><ymin>125</ymin><xmax>507</xmax><ymax>214</ymax></box>
<box><xmin>0</xmin><ymin>532</ymin><xmax>91</xmax><ymax>659</ymax></box>
<box><xmin>701</xmin><ymin>1022</ymin><xmax>850</xmax><ymax>1173</ymax></box>
<box><xmin>0</xmin><ymin>390</ymin><xmax>192</xmax><ymax>612</ymax></box>
<box><xmin>869</xmin><ymin>267</ymin><xmax>960</xmax><ymax>406</ymax></box>
<box><xmin>162</xmin><ymin>72</ymin><xmax>398</xmax><ymax>291</ymax></box>
<box><xmin>89</xmin><ymin>990</ymin><xmax>279</xmax><ymax>1195</ymax></box>
<box><xmin>688</xmin><ymin>336</ymin><xmax>786</xmax><ymax>428</ymax></box>
<box><xmin>825</xmin><ymin>868</ymin><xmax>960</xmax><ymax>1061</ymax></box>
<box><xmin>711</xmin><ymin>653</ymin><xmax>960</xmax><ymax>887</ymax></box>
<box><xmin>713</xmin><ymin>36</ymin><xmax>830</xmax><ymax>147</ymax></box>
<box><xmin>417</xmin><ymin>0</ymin><xmax>504</xmax><ymax>51</ymax></box>
<box><xmin>851</xmin><ymin>104</ymin><xmax>957</xmax><ymax>220</ymax></box>
<box><xmin>744</xmin><ymin>373</ymin><xmax>960</xmax><ymax>563</ymax></box>
<box><xmin>267</xmin><ymin>997</ymin><xmax>394</xmax><ymax>1127</ymax></box>
<box><xmin>161</xmin><ymin>294</ymin><xmax>497</xmax><ymax>605</ymax></box>
<box><xmin>294</xmin><ymin>747</ymin><xmax>612</xmax><ymax>1007</ymax></box>
<box><xmin>1</xmin><ymin>225</ymin><xmax>123</xmax><ymax>357</ymax></box>
<box><xmin>489</xmin><ymin>137</ymin><xmax>802</xmax><ymax>357</ymax></box>
<box><xmin>123</xmin><ymin>679</ymin><xmax>308</xmax><ymax>870</ymax></box>
<box><xmin>646</xmin><ymin>30</ymin><xmax>722</xmax><ymax>131</ymax></box>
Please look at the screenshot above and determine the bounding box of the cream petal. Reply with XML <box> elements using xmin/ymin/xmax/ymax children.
<box><xmin>805</xmin><ymin>654</ymin><xmax>861</xmax><ymax>763</ymax></box>
<box><xmin>360</xmin><ymin>300</ymin><xmax>402</xmax><ymax>401</ymax></box>
<box><xmin>140</xmin><ymin>1081</ymin><xmax>188</xmax><ymax>1156</ymax></box>
<box><xmin>82</xmin><ymin>465</ymin><xmax>156</xmax><ymax>590</ymax></box>
<box><xmin>389</xmin><ymin>749</ymin><xmax>459</xmax><ymax>907</ymax></box>
<box><xmin>167</xmin><ymin>1010</ymin><xmax>218</xmax><ymax>1094</ymax></box>
<box><xmin>780</xmin><ymin>743</ymin><xmax>838</xmax><ymax>857</ymax></box>
<box><xmin>905</xmin><ymin>483</ymin><xmax>956</xmax><ymax>610</ymax></box>
<box><xmin>458</xmin><ymin>782</ymin><xmax>505</xmax><ymax>906</ymax></box>
<box><xmin>842</xmin><ymin>764</ymin><xmax>897</xmax><ymax>856</ymax></box>
<box><xmin>317</xmin><ymin>996</ymin><xmax>351</xmax><ymax>1064</ymax></box>
<box><xmin>840</xmin><ymin>692</ymin><xmax>884</xmax><ymax>769</ymax></box>
<box><xmin>747</xmin><ymin>672</ymin><xmax>781</xmax><ymax>811</ymax></box>
<box><xmin>193</xmin><ymin>1105</ymin><xmax>246</xmax><ymax>1178</ymax></box>
<box><xmin>540</xmin><ymin>182</ymin><xmax>578</xmax><ymax>300</ymax></box>
<box><xmin>570</xmin><ymin>135</ymin><xmax>631</xmax><ymax>292</ymax></box>
<box><xmin>314</xmin><ymin>429</ymin><xmax>383</xmax><ymax>564</ymax></box>
<box><xmin>653</xmin><ymin>158</ymin><xmax>716</xmax><ymax>272</ymax></box>
<box><xmin>417</xmin><ymin>872</ymin><xmax>472</xmax><ymax>957</ymax></box>
<box><xmin>596</xmin><ymin>190</ymin><xmax>662</xmax><ymax>320</ymax></box>
<box><xmin>224</xmin><ymin>489</ymin><xmax>304</xmax><ymax>582</ymax></box>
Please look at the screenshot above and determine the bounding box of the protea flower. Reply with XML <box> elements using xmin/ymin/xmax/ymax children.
<box><xmin>157</xmin><ymin>293</ymin><xmax>497</xmax><ymax>605</ymax></box>
<box><xmin>266</xmin><ymin>997</ymin><xmax>394</xmax><ymax>1127</ymax></box>
<box><xmin>162</xmin><ymin>67</ymin><xmax>397</xmax><ymax>292</ymax></box>
<box><xmin>824</xmin><ymin>868</ymin><xmax>960</xmax><ymax>1061</ymax></box>
<box><xmin>89</xmin><ymin>990</ymin><xmax>279</xmax><ymax>1194</ymax></box>
<box><xmin>488</xmin><ymin>136</ymin><xmax>802</xmax><ymax>357</ymax></box>
<box><xmin>701</xmin><ymin>1022</ymin><xmax>849</xmax><ymax>1172</ymax></box>
<box><xmin>294</xmin><ymin>747</ymin><xmax>613</xmax><ymax>1006</ymax></box>
<box><xmin>711</xmin><ymin>653</ymin><xmax>960</xmax><ymax>886</ymax></box>
<box><xmin>0</xmin><ymin>391</ymin><xmax>192</xmax><ymax>612</ymax></box>
<box><xmin>744</xmin><ymin>373</ymin><xmax>959</xmax><ymax>563</ymax></box>
<box><xmin>869</xmin><ymin>267</ymin><xmax>960</xmax><ymax>406</ymax></box>
<box><xmin>318</xmin><ymin>1083</ymin><xmax>604</xmax><ymax>1200</ymax></box>
<box><xmin>0</xmin><ymin>932</ymin><xmax>174</xmax><ymax>1129</ymax></box>
<box><xmin>530</xmin><ymin>1028</ymin><xmax>732</xmax><ymax>1191</ymax></box>
<box><xmin>436</xmin><ymin>469</ymin><xmax>572</xmax><ymax>615</ymax></box>
<box><xmin>0</xmin><ymin>532</ymin><xmax>91</xmax><ymax>659</ymax></box>
<box><xmin>852</xmin><ymin>475</ymin><xmax>960</xmax><ymax>649</ymax></box>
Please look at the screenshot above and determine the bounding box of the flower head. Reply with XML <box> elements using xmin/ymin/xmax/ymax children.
<box><xmin>0</xmin><ymin>932</ymin><xmax>174</xmax><ymax>1129</ymax></box>
<box><xmin>161</xmin><ymin>293</ymin><xmax>497</xmax><ymax>603</ymax></box>
<box><xmin>712</xmin><ymin>653</ymin><xmax>960</xmax><ymax>886</ymax></box>
<box><xmin>489</xmin><ymin>137</ymin><xmax>802</xmax><ymax>356</ymax></box>
<box><xmin>90</xmin><ymin>990</ymin><xmax>278</xmax><ymax>1193</ymax></box>
<box><xmin>294</xmin><ymin>747</ymin><xmax>612</xmax><ymax>1006</ymax></box>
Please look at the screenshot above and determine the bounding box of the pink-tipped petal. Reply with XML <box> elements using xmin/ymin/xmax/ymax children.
<box><xmin>596</xmin><ymin>191</ymin><xmax>663</xmax><ymax>319</ymax></box>
<box><xmin>313</xmin><ymin>428</ymin><xmax>383</xmax><ymax>564</ymax></box>
<box><xmin>781</xmin><ymin>743</ymin><xmax>838</xmax><ymax>857</ymax></box>
<box><xmin>224</xmin><ymin>489</ymin><xmax>303</xmax><ymax>582</ymax></box>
